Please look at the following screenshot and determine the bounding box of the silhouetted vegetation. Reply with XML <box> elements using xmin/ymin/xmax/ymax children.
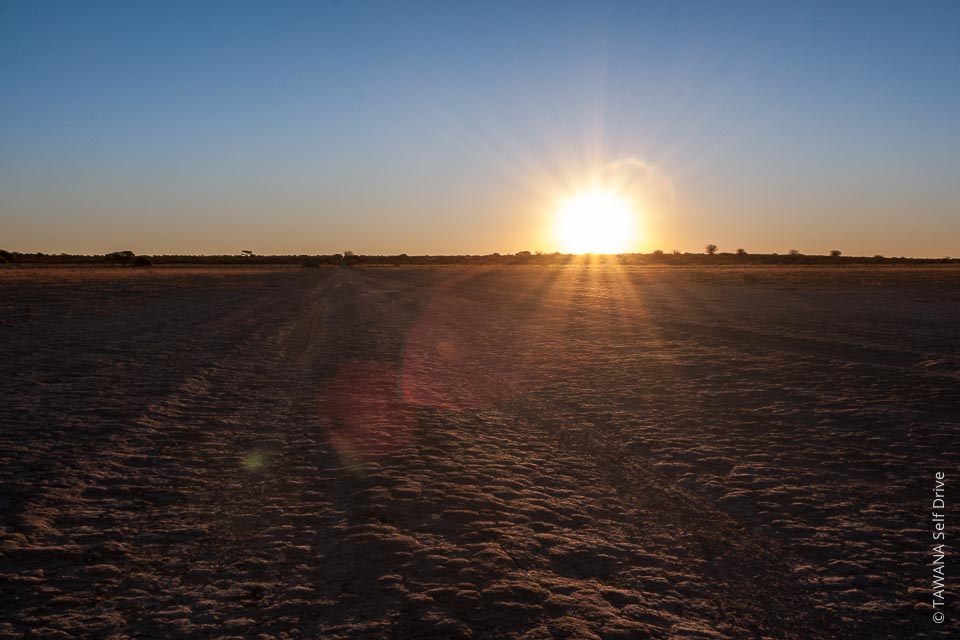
<box><xmin>705</xmin><ymin>244</ymin><xmax>718</xmax><ymax>255</ymax></box>
<box><xmin>0</xmin><ymin>250</ymin><xmax>956</xmax><ymax>268</ymax></box>
<box><xmin>132</xmin><ymin>255</ymin><xmax>153</xmax><ymax>267</ymax></box>
<box><xmin>106</xmin><ymin>250</ymin><xmax>135</xmax><ymax>265</ymax></box>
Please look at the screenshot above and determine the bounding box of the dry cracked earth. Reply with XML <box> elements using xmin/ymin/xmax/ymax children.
<box><xmin>1</xmin><ymin>264</ymin><xmax>958</xmax><ymax>639</ymax></box>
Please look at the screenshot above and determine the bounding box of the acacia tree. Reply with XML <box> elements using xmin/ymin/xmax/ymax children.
<box><xmin>705</xmin><ymin>244</ymin><xmax>718</xmax><ymax>255</ymax></box>
<box><xmin>829</xmin><ymin>250</ymin><xmax>842</xmax><ymax>257</ymax></box>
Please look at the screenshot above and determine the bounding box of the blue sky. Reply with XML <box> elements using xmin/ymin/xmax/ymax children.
<box><xmin>1</xmin><ymin>1</ymin><xmax>958</xmax><ymax>255</ymax></box>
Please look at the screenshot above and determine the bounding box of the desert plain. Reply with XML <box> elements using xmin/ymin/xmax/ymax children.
<box><xmin>1</xmin><ymin>264</ymin><xmax>957</xmax><ymax>639</ymax></box>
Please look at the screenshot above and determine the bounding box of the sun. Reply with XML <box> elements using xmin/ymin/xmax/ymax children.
<box><xmin>554</xmin><ymin>189</ymin><xmax>637</xmax><ymax>254</ymax></box>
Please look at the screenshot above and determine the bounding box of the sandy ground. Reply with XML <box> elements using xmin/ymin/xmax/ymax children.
<box><xmin>1</xmin><ymin>264</ymin><xmax>957</xmax><ymax>639</ymax></box>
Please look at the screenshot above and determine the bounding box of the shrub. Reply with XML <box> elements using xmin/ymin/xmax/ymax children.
<box><xmin>132</xmin><ymin>255</ymin><xmax>153</xmax><ymax>267</ymax></box>
<box><xmin>705</xmin><ymin>244</ymin><xmax>718</xmax><ymax>255</ymax></box>
<box><xmin>107</xmin><ymin>250</ymin><xmax>135</xmax><ymax>265</ymax></box>
<box><xmin>829</xmin><ymin>250</ymin><xmax>842</xmax><ymax>258</ymax></box>
<box><xmin>736</xmin><ymin>248</ymin><xmax>747</xmax><ymax>256</ymax></box>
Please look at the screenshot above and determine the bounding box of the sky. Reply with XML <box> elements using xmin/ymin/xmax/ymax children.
<box><xmin>1</xmin><ymin>1</ymin><xmax>958</xmax><ymax>256</ymax></box>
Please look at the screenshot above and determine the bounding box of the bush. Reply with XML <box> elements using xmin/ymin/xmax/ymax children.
<box><xmin>107</xmin><ymin>250</ymin><xmax>135</xmax><ymax>265</ymax></box>
<box><xmin>132</xmin><ymin>255</ymin><xmax>153</xmax><ymax>267</ymax></box>
<box><xmin>0</xmin><ymin>249</ymin><xmax>13</xmax><ymax>264</ymax></box>
<box><xmin>705</xmin><ymin>244</ymin><xmax>718</xmax><ymax>255</ymax></box>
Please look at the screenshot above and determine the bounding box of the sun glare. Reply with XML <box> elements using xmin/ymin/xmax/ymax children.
<box><xmin>555</xmin><ymin>189</ymin><xmax>637</xmax><ymax>254</ymax></box>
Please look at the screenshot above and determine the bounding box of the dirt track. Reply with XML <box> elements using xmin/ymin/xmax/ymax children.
<box><xmin>1</xmin><ymin>265</ymin><xmax>957</xmax><ymax>639</ymax></box>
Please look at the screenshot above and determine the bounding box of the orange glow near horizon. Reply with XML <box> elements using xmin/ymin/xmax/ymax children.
<box><xmin>554</xmin><ymin>188</ymin><xmax>638</xmax><ymax>254</ymax></box>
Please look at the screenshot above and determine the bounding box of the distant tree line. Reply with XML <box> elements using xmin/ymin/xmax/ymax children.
<box><xmin>0</xmin><ymin>248</ymin><xmax>955</xmax><ymax>267</ymax></box>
